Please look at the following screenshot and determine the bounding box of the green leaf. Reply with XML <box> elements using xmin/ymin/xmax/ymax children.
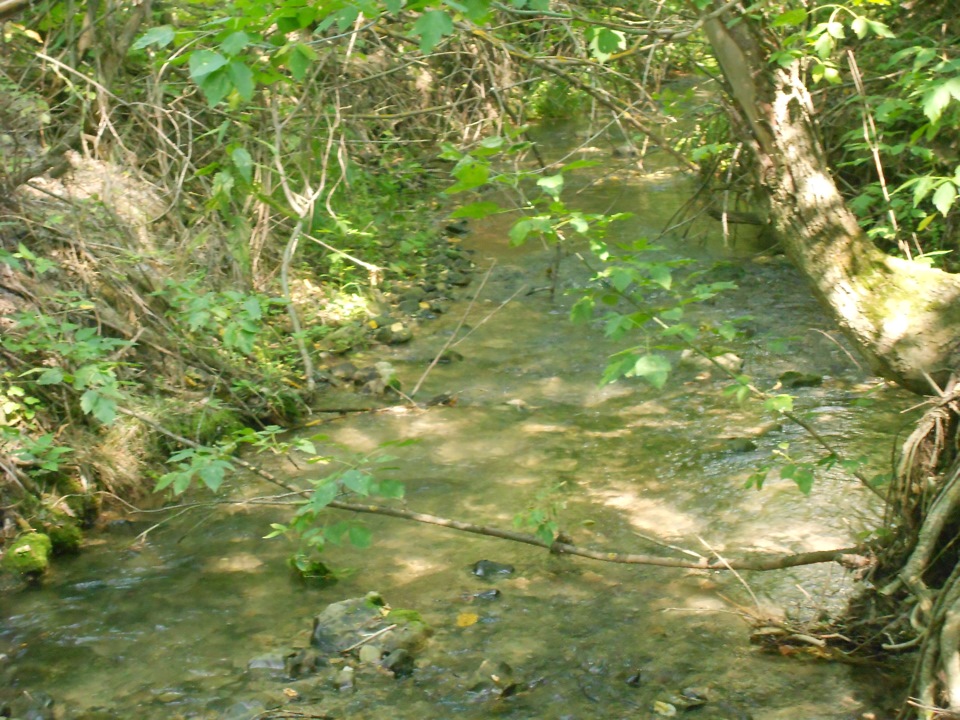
<box><xmin>80</xmin><ymin>389</ymin><xmax>117</xmax><ymax>424</ymax></box>
<box><xmin>131</xmin><ymin>25</ymin><xmax>175</xmax><ymax>51</ymax></box>
<box><xmin>198</xmin><ymin>69</ymin><xmax>233</xmax><ymax>107</ymax></box>
<box><xmin>773</xmin><ymin>8</ymin><xmax>807</xmax><ymax>26</ymax></box>
<box><xmin>793</xmin><ymin>466</ymin><xmax>815</xmax><ymax>495</ymax></box>
<box><xmin>263</xmin><ymin>523</ymin><xmax>288</xmax><ymax>539</ymax></box>
<box><xmin>446</xmin><ymin>161</ymin><xmax>490</xmax><ymax>193</ymax></box>
<box><xmin>588</xmin><ymin>27</ymin><xmax>626</xmax><ymax>63</ymax></box>
<box><xmin>449</xmin><ymin>201</ymin><xmax>501</xmax><ymax>219</ymax></box>
<box><xmin>922</xmin><ymin>77</ymin><xmax>960</xmax><ymax>124</ymax></box>
<box><xmin>744</xmin><ymin>469</ymin><xmax>768</xmax><ymax>490</ymax></box>
<box><xmin>933</xmin><ymin>182</ymin><xmax>957</xmax><ymax>217</ymax></box>
<box><xmin>288</xmin><ymin>44</ymin><xmax>313</xmax><ymax>81</ymax></box>
<box><xmin>231</xmin><ymin>147</ymin><xmax>254</xmax><ymax>183</ymax></box>
<box><xmin>413</xmin><ymin>10</ymin><xmax>454</xmax><ymax>54</ymax></box>
<box><xmin>189</xmin><ymin>50</ymin><xmax>229</xmax><ymax>83</ymax></box>
<box><xmin>764</xmin><ymin>394</ymin><xmax>794</xmax><ymax>413</ymax></box>
<box><xmin>570</xmin><ymin>297</ymin><xmax>595</xmax><ymax>324</ymax></box>
<box><xmin>306</xmin><ymin>480</ymin><xmax>338</xmax><ymax>511</ymax></box>
<box><xmin>509</xmin><ymin>218</ymin><xmax>533</xmax><ymax>246</ymax></box>
<box><xmin>348</xmin><ymin>525</ymin><xmax>372</xmax><ymax>548</ymax></box>
<box><xmin>851</xmin><ymin>16</ymin><xmax>868</xmax><ymax>39</ymax></box>
<box><xmin>374</xmin><ymin>478</ymin><xmax>405</xmax><ymax>499</ymax></box>
<box><xmin>242</xmin><ymin>295</ymin><xmax>262</xmax><ymax>320</ymax></box>
<box><xmin>537</xmin><ymin>173</ymin><xmax>564</xmax><ymax>199</ymax></box>
<box><xmin>199</xmin><ymin>460</ymin><xmax>231</xmax><ymax>492</ymax></box>
<box><xmin>220</xmin><ymin>31</ymin><xmax>250</xmax><ymax>55</ymax></box>
<box><xmin>340</xmin><ymin>468</ymin><xmax>372</xmax><ymax>495</ymax></box>
<box><xmin>648</xmin><ymin>264</ymin><xmax>672</xmax><ymax>289</ymax></box>
<box><xmin>37</xmin><ymin>367</ymin><xmax>64</xmax><ymax>385</ymax></box>
<box><xmin>626</xmin><ymin>353</ymin><xmax>671</xmax><ymax>389</ymax></box>
<box><xmin>227</xmin><ymin>60</ymin><xmax>255</xmax><ymax>101</ymax></box>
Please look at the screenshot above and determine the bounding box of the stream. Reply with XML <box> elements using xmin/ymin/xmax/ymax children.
<box><xmin>1</xmin><ymin>130</ymin><xmax>915</xmax><ymax>719</ymax></box>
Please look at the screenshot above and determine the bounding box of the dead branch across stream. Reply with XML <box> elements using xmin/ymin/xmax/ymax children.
<box><xmin>121</xmin><ymin>406</ymin><xmax>869</xmax><ymax>575</ymax></box>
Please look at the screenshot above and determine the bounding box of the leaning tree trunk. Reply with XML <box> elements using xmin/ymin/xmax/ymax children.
<box><xmin>703</xmin><ymin>7</ymin><xmax>960</xmax><ymax>718</ymax></box>
<box><xmin>703</xmin><ymin>11</ymin><xmax>960</xmax><ymax>396</ymax></box>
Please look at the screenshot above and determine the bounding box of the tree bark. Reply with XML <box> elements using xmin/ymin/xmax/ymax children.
<box><xmin>703</xmin><ymin>10</ymin><xmax>960</xmax><ymax>395</ymax></box>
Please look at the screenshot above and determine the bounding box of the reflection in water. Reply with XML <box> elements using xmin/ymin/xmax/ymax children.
<box><xmin>0</xmin><ymin>132</ymin><xmax>912</xmax><ymax>719</ymax></box>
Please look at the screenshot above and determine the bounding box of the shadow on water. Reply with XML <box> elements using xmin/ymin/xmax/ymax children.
<box><xmin>1</xmin><ymin>127</ymin><xmax>915</xmax><ymax>719</ymax></box>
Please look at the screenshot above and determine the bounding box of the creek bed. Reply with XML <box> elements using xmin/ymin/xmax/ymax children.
<box><xmin>0</xmin><ymin>136</ymin><xmax>913</xmax><ymax>719</ymax></box>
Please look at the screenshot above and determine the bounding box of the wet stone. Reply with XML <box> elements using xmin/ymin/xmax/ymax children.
<box><xmin>779</xmin><ymin>370</ymin><xmax>823</xmax><ymax>388</ymax></box>
<box><xmin>471</xmin><ymin>560</ymin><xmax>515</xmax><ymax>578</ymax></box>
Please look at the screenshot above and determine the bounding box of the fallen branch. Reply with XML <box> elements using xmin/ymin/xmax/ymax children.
<box><xmin>121</xmin><ymin>406</ymin><xmax>868</xmax><ymax>573</ymax></box>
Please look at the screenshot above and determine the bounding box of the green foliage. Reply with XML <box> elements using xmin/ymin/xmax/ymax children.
<box><xmin>514</xmin><ymin>482</ymin><xmax>567</xmax><ymax>544</ymax></box>
<box><xmin>158</xmin><ymin>280</ymin><xmax>280</xmax><ymax>357</ymax></box>
<box><xmin>261</xmin><ymin>436</ymin><xmax>413</xmax><ymax>565</ymax></box>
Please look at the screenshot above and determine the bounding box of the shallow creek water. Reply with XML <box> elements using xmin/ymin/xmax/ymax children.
<box><xmin>2</xmin><ymin>134</ymin><xmax>917</xmax><ymax>719</ymax></box>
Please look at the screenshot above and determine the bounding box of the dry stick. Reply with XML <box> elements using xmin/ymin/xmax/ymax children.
<box><xmin>119</xmin><ymin>407</ymin><xmax>865</xmax><ymax>573</ymax></box>
<box><xmin>699</xmin><ymin>535</ymin><xmax>762</xmax><ymax>614</ymax></box>
<box><xmin>409</xmin><ymin>261</ymin><xmax>497</xmax><ymax>398</ymax></box>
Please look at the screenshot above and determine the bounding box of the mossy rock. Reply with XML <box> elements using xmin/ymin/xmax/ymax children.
<box><xmin>47</xmin><ymin>521</ymin><xmax>83</xmax><ymax>555</ymax></box>
<box><xmin>2</xmin><ymin>532</ymin><xmax>53</xmax><ymax>577</ymax></box>
<box><xmin>53</xmin><ymin>475</ymin><xmax>102</xmax><ymax>527</ymax></box>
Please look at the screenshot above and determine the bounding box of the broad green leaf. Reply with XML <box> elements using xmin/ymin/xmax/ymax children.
<box><xmin>913</xmin><ymin>175</ymin><xmax>937</xmax><ymax>206</ymax></box>
<box><xmin>793</xmin><ymin>466</ymin><xmax>815</xmax><ymax>495</ymax></box>
<box><xmin>220</xmin><ymin>31</ymin><xmax>250</xmax><ymax>55</ymax></box>
<box><xmin>340</xmin><ymin>468</ymin><xmax>372</xmax><ymax>495</ymax></box>
<box><xmin>773</xmin><ymin>9</ymin><xmax>807</xmax><ymax>26</ymax></box>
<box><xmin>922</xmin><ymin>77</ymin><xmax>960</xmax><ymax>124</ymax></box>
<box><xmin>813</xmin><ymin>33</ymin><xmax>835</xmax><ymax>59</ymax></box>
<box><xmin>413</xmin><ymin>10</ymin><xmax>453</xmax><ymax>54</ymax></box>
<box><xmin>199</xmin><ymin>69</ymin><xmax>233</xmax><ymax>107</ymax></box>
<box><xmin>509</xmin><ymin>218</ymin><xmax>533</xmax><ymax>246</ymax></box>
<box><xmin>626</xmin><ymin>353</ymin><xmax>671</xmax><ymax>389</ymax></box>
<box><xmin>80</xmin><ymin>389</ymin><xmax>117</xmax><ymax>424</ymax></box>
<box><xmin>825</xmin><ymin>21</ymin><xmax>844</xmax><ymax>39</ymax></box>
<box><xmin>307</xmin><ymin>480</ymin><xmax>338</xmax><ymax>510</ymax></box>
<box><xmin>242</xmin><ymin>296</ymin><xmax>262</xmax><ymax>319</ymax></box>
<box><xmin>348</xmin><ymin>525</ymin><xmax>372</xmax><ymax>548</ymax></box>
<box><xmin>764</xmin><ymin>394</ymin><xmax>794</xmax><ymax>413</ymax></box>
<box><xmin>933</xmin><ymin>182</ymin><xmax>957</xmax><ymax>217</ymax></box>
<box><xmin>37</xmin><ymin>367</ymin><xmax>64</xmax><ymax>385</ymax></box>
<box><xmin>288</xmin><ymin>45</ymin><xmax>313</xmax><ymax>81</ymax></box>
<box><xmin>231</xmin><ymin>147</ymin><xmax>254</xmax><ymax>183</ymax></box>
<box><xmin>648</xmin><ymin>264</ymin><xmax>672</xmax><ymax>289</ymax></box>
<box><xmin>131</xmin><ymin>25</ymin><xmax>175</xmax><ymax>51</ymax></box>
<box><xmin>866</xmin><ymin>20</ymin><xmax>894</xmax><ymax>38</ymax></box>
<box><xmin>569</xmin><ymin>297</ymin><xmax>595</xmax><ymax>324</ymax></box>
<box><xmin>446</xmin><ymin>161</ymin><xmax>489</xmax><ymax>193</ymax></box>
<box><xmin>189</xmin><ymin>50</ymin><xmax>228</xmax><ymax>82</ymax></box>
<box><xmin>537</xmin><ymin>173</ymin><xmax>564</xmax><ymax>199</ymax></box>
<box><xmin>588</xmin><ymin>27</ymin><xmax>626</xmax><ymax>63</ymax></box>
<box><xmin>450</xmin><ymin>201</ymin><xmax>501</xmax><ymax>219</ymax></box>
<box><xmin>851</xmin><ymin>16</ymin><xmax>868</xmax><ymax>39</ymax></box>
<box><xmin>199</xmin><ymin>460</ymin><xmax>230</xmax><ymax>492</ymax></box>
<box><xmin>227</xmin><ymin>60</ymin><xmax>254</xmax><ymax>101</ymax></box>
<box><xmin>374</xmin><ymin>479</ymin><xmax>405</xmax><ymax>499</ymax></box>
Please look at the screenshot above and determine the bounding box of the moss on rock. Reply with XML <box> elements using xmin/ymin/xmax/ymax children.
<box><xmin>47</xmin><ymin>521</ymin><xmax>83</xmax><ymax>554</ymax></box>
<box><xmin>2</xmin><ymin>532</ymin><xmax>53</xmax><ymax>577</ymax></box>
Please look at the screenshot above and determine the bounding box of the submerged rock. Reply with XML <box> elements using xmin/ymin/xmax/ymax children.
<box><xmin>471</xmin><ymin>560</ymin><xmax>515</xmax><ymax>578</ymax></box>
<box><xmin>679</xmin><ymin>349</ymin><xmax>743</xmax><ymax>374</ymax></box>
<box><xmin>310</xmin><ymin>592</ymin><xmax>431</xmax><ymax>667</ymax></box>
